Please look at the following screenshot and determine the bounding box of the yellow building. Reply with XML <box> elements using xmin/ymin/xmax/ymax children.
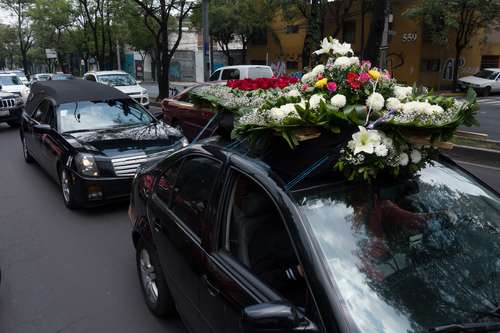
<box><xmin>247</xmin><ymin>0</ymin><xmax>500</xmax><ymax>89</ymax></box>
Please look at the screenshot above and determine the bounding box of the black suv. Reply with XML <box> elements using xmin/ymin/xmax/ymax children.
<box><xmin>0</xmin><ymin>85</ymin><xmax>24</xmax><ymax>127</ymax></box>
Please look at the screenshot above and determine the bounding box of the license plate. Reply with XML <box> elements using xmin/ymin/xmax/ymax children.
<box><xmin>0</xmin><ymin>110</ymin><xmax>10</xmax><ymax>117</ymax></box>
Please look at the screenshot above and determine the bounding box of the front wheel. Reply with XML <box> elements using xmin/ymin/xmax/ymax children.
<box><xmin>59</xmin><ymin>168</ymin><xmax>79</xmax><ymax>209</ymax></box>
<box><xmin>136</xmin><ymin>240</ymin><xmax>176</xmax><ymax>317</ymax></box>
<box><xmin>482</xmin><ymin>86</ymin><xmax>492</xmax><ymax>97</ymax></box>
<box><xmin>22</xmin><ymin>136</ymin><xmax>34</xmax><ymax>163</ymax></box>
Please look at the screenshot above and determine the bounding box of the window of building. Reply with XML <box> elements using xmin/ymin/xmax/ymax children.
<box><xmin>343</xmin><ymin>20</ymin><xmax>356</xmax><ymax>44</ymax></box>
<box><xmin>221</xmin><ymin>69</ymin><xmax>240</xmax><ymax>80</ymax></box>
<box><xmin>286</xmin><ymin>25</ymin><xmax>299</xmax><ymax>34</ymax></box>
<box><xmin>421</xmin><ymin>59</ymin><xmax>441</xmax><ymax>72</ymax></box>
<box><xmin>171</xmin><ymin>156</ymin><xmax>221</xmax><ymax>236</ymax></box>
<box><xmin>250</xmin><ymin>29</ymin><xmax>267</xmax><ymax>45</ymax></box>
<box><xmin>481</xmin><ymin>55</ymin><xmax>500</xmax><ymax>69</ymax></box>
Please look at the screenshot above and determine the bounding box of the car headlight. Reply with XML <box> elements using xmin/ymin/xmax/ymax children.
<box><xmin>141</xmin><ymin>89</ymin><xmax>148</xmax><ymax>96</ymax></box>
<box><xmin>75</xmin><ymin>153</ymin><xmax>100</xmax><ymax>176</ymax></box>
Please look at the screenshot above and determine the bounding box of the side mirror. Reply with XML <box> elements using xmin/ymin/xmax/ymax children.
<box><xmin>34</xmin><ymin>123</ymin><xmax>52</xmax><ymax>133</ymax></box>
<box><xmin>241</xmin><ymin>302</ymin><xmax>305</xmax><ymax>333</ymax></box>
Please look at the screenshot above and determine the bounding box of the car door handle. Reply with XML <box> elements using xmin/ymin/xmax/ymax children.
<box><xmin>202</xmin><ymin>275</ymin><xmax>220</xmax><ymax>297</ymax></box>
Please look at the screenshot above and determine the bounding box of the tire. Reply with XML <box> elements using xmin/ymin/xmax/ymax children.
<box><xmin>482</xmin><ymin>86</ymin><xmax>492</xmax><ymax>97</ymax></box>
<box><xmin>136</xmin><ymin>240</ymin><xmax>176</xmax><ymax>317</ymax></box>
<box><xmin>7</xmin><ymin>121</ymin><xmax>20</xmax><ymax>128</ymax></box>
<box><xmin>21</xmin><ymin>135</ymin><xmax>34</xmax><ymax>163</ymax></box>
<box><xmin>59</xmin><ymin>168</ymin><xmax>79</xmax><ymax>209</ymax></box>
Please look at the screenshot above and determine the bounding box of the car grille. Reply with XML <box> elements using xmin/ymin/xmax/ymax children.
<box><xmin>111</xmin><ymin>153</ymin><xmax>149</xmax><ymax>177</ymax></box>
<box><xmin>0</xmin><ymin>98</ymin><xmax>16</xmax><ymax>109</ymax></box>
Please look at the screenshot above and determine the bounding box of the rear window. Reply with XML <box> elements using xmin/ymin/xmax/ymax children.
<box><xmin>248</xmin><ymin>67</ymin><xmax>273</xmax><ymax>79</ymax></box>
<box><xmin>221</xmin><ymin>69</ymin><xmax>240</xmax><ymax>80</ymax></box>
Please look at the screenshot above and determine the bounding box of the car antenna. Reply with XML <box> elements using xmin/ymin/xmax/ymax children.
<box><xmin>73</xmin><ymin>100</ymin><xmax>80</xmax><ymax>122</ymax></box>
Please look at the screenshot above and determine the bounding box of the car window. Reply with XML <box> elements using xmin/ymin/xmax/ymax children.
<box><xmin>0</xmin><ymin>75</ymin><xmax>22</xmax><ymax>86</ymax></box>
<box><xmin>474</xmin><ymin>70</ymin><xmax>498</xmax><ymax>80</ymax></box>
<box><xmin>156</xmin><ymin>160</ymin><xmax>183</xmax><ymax>205</ymax></box>
<box><xmin>209</xmin><ymin>70</ymin><xmax>221</xmax><ymax>81</ymax></box>
<box><xmin>297</xmin><ymin>161</ymin><xmax>500</xmax><ymax>333</ymax></box>
<box><xmin>33</xmin><ymin>100</ymin><xmax>50</xmax><ymax>123</ymax></box>
<box><xmin>171</xmin><ymin>156</ymin><xmax>221</xmax><ymax>237</ymax></box>
<box><xmin>97</xmin><ymin>74</ymin><xmax>136</xmax><ymax>86</ymax></box>
<box><xmin>248</xmin><ymin>67</ymin><xmax>273</xmax><ymax>79</ymax></box>
<box><xmin>58</xmin><ymin>99</ymin><xmax>153</xmax><ymax>132</ymax></box>
<box><xmin>221</xmin><ymin>69</ymin><xmax>240</xmax><ymax>80</ymax></box>
<box><xmin>224</xmin><ymin>172</ymin><xmax>307</xmax><ymax>307</ymax></box>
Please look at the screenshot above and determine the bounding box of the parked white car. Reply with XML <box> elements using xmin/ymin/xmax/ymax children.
<box><xmin>83</xmin><ymin>70</ymin><xmax>150</xmax><ymax>108</ymax></box>
<box><xmin>0</xmin><ymin>73</ymin><xmax>30</xmax><ymax>103</ymax></box>
<box><xmin>208</xmin><ymin>65</ymin><xmax>274</xmax><ymax>82</ymax></box>
<box><xmin>458</xmin><ymin>68</ymin><xmax>500</xmax><ymax>96</ymax></box>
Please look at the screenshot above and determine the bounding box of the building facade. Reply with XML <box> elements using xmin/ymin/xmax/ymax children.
<box><xmin>247</xmin><ymin>0</ymin><xmax>500</xmax><ymax>89</ymax></box>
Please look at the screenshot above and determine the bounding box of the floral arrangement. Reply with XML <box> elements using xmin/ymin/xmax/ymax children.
<box><xmin>232</xmin><ymin>36</ymin><xmax>478</xmax><ymax>182</ymax></box>
<box><xmin>189</xmin><ymin>77</ymin><xmax>299</xmax><ymax>113</ymax></box>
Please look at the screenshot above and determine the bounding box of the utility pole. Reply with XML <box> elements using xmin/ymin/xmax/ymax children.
<box><xmin>116</xmin><ymin>40</ymin><xmax>121</xmax><ymax>70</ymax></box>
<box><xmin>379</xmin><ymin>0</ymin><xmax>391</xmax><ymax>70</ymax></box>
<box><xmin>202</xmin><ymin>0</ymin><xmax>210</xmax><ymax>81</ymax></box>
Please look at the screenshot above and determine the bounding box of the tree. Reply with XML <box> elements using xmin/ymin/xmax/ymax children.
<box><xmin>0</xmin><ymin>24</ymin><xmax>19</xmax><ymax>70</ymax></box>
<box><xmin>407</xmin><ymin>0</ymin><xmax>500</xmax><ymax>89</ymax></box>
<box><xmin>131</xmin><ymin>0</ymin><xmax>195</xmax><ymax>100</ymax></box>
<box><xmin>0</xmin><ymin>0</ymin><xmax>34</xmax><ymax>77</ymax></box>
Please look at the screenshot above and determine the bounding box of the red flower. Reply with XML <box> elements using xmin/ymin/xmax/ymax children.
<box><xmin>347</xmin><ymin>72</ymin><xmax>362</xmax><ymax>90</ymax></box>
<box><xmin>226</xmin><ymin>76</ymin><xmax>298</xmax><ymax>91</ymax></box>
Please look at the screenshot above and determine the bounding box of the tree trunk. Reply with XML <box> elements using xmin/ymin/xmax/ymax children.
<box><xmin>302</xmin><ymin>0</ymin><xmax>320</xmax><ymax>69</ymax></box>
<box><xmin>363</xmin><ymin>0</ymin><xmax>386</xmax><ymax>66</ymax></box>
<box><xmin>453</xmin><ymin>46</ymin><xmax>463</xmax><ymax>91</ymax></box>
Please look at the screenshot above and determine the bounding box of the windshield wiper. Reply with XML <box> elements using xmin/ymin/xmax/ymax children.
<box><xmin>430</xmin><ymin>321</ymin><xmax>500</xmax><ymax>332</ymax></box>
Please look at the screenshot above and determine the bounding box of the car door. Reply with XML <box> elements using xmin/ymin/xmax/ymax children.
<box><xmin>166</xmin><ymin>89</ymin><xmax>214</xmax><ymax>141</ymax></box>
<box><xmin>493</xmin><ymin>73</ymin><xmax>500</xmax><ymax>92</ymax></box>
<box><xmin>28</xmin><ymin>100</ymin><xmax>50</xmax><ymax>162</ymax></box>
<box><xmin>38</xmin><ymin>104</ymin><xmax>64</xmax><ymax>179</ymax></box>
<box><xmin>147</xmin><ymin>155</ymin><xmax>223</xmax><ymax>333</ymax></box>
<box><xmin>199</xmin><ymin>169</ymin><xmax>323</xmax><ymax>333</ymax></box>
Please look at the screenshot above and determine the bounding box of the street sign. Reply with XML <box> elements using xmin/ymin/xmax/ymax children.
<box><xmin>45</xmin><ymin>49</ymin><xmax>58</xmax><ymax>59</ymax></box>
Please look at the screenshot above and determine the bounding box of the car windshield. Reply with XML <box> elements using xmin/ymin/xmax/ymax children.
<box><xmin>58</xmin><ymin>99</ymin><xmax>153</xmax><ymax>132</ymax></box>
<box><xmin>36</xmin><ymin>75</ymin><xmax>51</xmax><ymax>81</ymax></box>
<box><xmin>52</xmin><ymin>75</ymin><xmax>72</xmax><ymax>80</ymax></box>
<box><xmin>297</xmin><ymin>161</ymin><xmax>500</xmax><ymax>333</ymax></box>
<box><xmin>474</xmin><ymin>70</ymin><xmax>498</xmax><ymax>80</ymax></box>
<box><xmin>0</xmin><ymin>75</ymin><xmax>22</xmax><ymax>86</ymax></box>
<box><xmin>98</xmin><ymin>74</ymin><xmax>136</xmax><ymax>86</ymax></box>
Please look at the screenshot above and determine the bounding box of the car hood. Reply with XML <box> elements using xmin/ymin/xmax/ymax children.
<box><xmin>0</xmin><ymin>91</ymin><xmax>18</xmax><ymax>98</ymax></box>
<box><xmin>62</xmin><ymin>121</ymin><xmax>185</xmax><ymax>157</ymax></box>
<box><xmin>112</xmin><ymin>84</ymin><xmax>144</xmax><ymax>95</ymax></box>
<box><xmin>458</xmin><ymin>76</ymin><xmax>492</xmax><ymax>85</ymax></box>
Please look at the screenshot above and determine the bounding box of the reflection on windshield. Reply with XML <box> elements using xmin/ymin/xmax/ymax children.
<box><xmin>474</xmin><ymin>70</ymin><xmax>498</xmax><ymax>80</ymax></box>
<box><xmin>299</xmin><ymin>162</ymin><xmax>500</xmax><ymax>333</ymax></box>
<box><xmin>0</xmin><ymin>76</ymin><xmax>22</xmax><ymax>86</ymax></box>
<box><xmin>58</xmin><ymin>100</ymin><xmax>153</xmax><ymax>132</ymax></box>
<box><xmin>98</xmin><ymin>74</ymin><xmax>136</xmax><ymax>86</ymax></box>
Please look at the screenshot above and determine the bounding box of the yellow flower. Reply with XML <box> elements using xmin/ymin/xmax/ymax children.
<box><xmin>314</xmin><ymin>78</ymin><xmax>328</xmax><ymax>89</ymax></box>
<box><xmin>368</xmin><ymin>70</ymin><xmax>381</xmax><ymax>81</ymax></box>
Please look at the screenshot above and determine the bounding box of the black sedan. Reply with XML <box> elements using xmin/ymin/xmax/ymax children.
<box><xmin>20</xmin><ymin>80</ymin><xmax>187</xmax><ymax>208</ymax></box>
<box><xmin>129</xmin><ymin>139</ymin><xmax>500</xmax><ymax>333</ymax></box>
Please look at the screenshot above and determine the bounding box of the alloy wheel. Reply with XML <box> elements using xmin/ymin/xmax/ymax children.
<box><xmin>139</xmin><ymin>248</ymin><xmax>159</xmax><ymax>305</ymax></box>
<box><xmin>61</xmin><ymin>169</ymin><xmax>71</xmax><ymax>203</ymax></box>
<box><xmin>22</xmin><ymin>137</ymin><xmax>28</xmax><ymax>160</ymax></box>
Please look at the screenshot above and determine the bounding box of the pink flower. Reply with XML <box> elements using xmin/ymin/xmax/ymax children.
<box><xmin>301</xmin><ymin>84</ymin><xmax>309</xmax><ymax>92</ymax></box>
<box><xmin>382</xmin><ymin>71</ymin><xmax>392</xmax><ymax>80</ymax></box>
<box><xmin>327</xmin><ymin>81</ymin><xmax>337</xmax><ymax>92</ymax></box>
<box><xmin>361</xmin><ymin>60</ymin><xmax>372</xmax><ymax>70</ymax></box>
<box><xmin>359</xmin><ymin>72</ymin><xmax>371</xmax><ymax>83</ymax></box>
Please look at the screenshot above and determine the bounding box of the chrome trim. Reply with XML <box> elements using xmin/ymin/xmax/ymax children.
<box><xmin>0</xmin><ymin>98</ymin><xmax>16</xmax><ymax>109</ymax></box>
<box><xmin>111</xmin><ymin>148</ymin><xmax>177</xmax><ymax>177</ymax></box>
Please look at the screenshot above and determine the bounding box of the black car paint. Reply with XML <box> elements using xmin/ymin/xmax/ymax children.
<box><xmin>130</xmin><ymin>144</ymin><xmax>331</xmax><ymax>333</ymax></box>
<box><xmin>20</xmin><ymin>95</ymin><xmax>184</xmax><ymax>207</ymax></box>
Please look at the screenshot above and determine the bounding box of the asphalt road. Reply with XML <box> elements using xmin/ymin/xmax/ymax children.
<box><xmin>0</xmin><ymin>118</ymin><xmax>499</xmax><ymax>333</ymax></box>
<box><xmin>0</xmin><ymin>125</ymin><xmax>186</xmax><ymax>333</ymax></box>
<box><xmin>461</xmin><ymin>94</ymin><xmax>500</xmax><ymax>141</ymax></box>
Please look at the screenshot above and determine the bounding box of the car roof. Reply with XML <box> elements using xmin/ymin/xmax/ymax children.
<box><xmin>86</xmin><ymin>70</ymin><xmax>129</xmax><ymax>76</ymax></box>
<box><xmin>30</xmin><ymin>80</ymin><xmax>129</xmax><ymax>106</ymax></box>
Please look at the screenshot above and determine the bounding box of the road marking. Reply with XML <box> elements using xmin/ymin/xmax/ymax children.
<box><xmin>455</xmin><ymin>160</ymin><xmax>500</xmax><ymax>172</ymax></box>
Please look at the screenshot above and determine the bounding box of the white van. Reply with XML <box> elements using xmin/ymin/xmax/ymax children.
<box><xmin>208</xmin><ymin>65</ymin><xmax>274</xmax><ymax>82</ymax></box>
<box><xmin>0</xmin><ymin>73</ymin><xmax>30</xmax><ymax>103</ymax></box>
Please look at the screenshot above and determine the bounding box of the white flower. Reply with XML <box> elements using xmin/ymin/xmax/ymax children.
<box><xmin>287</xmin><ymin>89</ymin><xmax>301</xmax><ymax>98</ymax></box>
<box><xmin>330</xmin><ymin>94</ymin><xmax>347</xmax><ymax>108</ymax></box>
<box><xmin>410</xmin><ymin>150</ymin><xmax>422</xmax><ymax>164</ymax></box>
<box><xmin>301</xmin><ymin>72</ymin><xmax>314</xmax><ymax>84</ymax></box>
<box><xmin>269</xmin><ymin>103</ymin><xmax>299</xmax><ymax>123</ymax></box>
<box><xmin>394</xmin><ymin>86</ymin><xmax>413</xmax><ymax>101</ymax></box>
<box><xmin>309</xmin><ymin>94</ymin><xmax>325</xmax><ymax>110</ymax></box>
<box><xmin>297</xmin><ymin>99</ymin><xmax>307</xmax><ymax>109</ymax></box>
<box><xmin>333</xmin><ymin>56</ymin><xmax>353</xmax><ymax>69</ymax></box>
<box><xmin>311</xmin><ymin>64</ymin><xmax>325</xmax><ymax>77</ymax></box>
<box><xmin>314</xmin><ymin>37</ymin><xmax>334</xmax><ymax>55</ymax></box>
<box><xmin>332</xmin><ymin>40</ymin><xmax>354</xmax><ymax>56</ymax></box>
<box><xmin>386</xmin><ymin>97</ymin><xmax>402</xmax><ymax>111</ymax></box>
<box><xmin>349</xmin><ymin>126</ymin><xmax>382</xmax><ymax>155</ymax></box>
<box><xmin>349</xmin><ymin>56</ymin><xmax>360</xmax><ymax>67</ymax></box>
<box><xmin>366</xmin><ymin>92</ymin><xmax>385</xmax><ymax>112</ymax></box>
<box><xmin>382</xmin><ymin>136</ymin><xmax>393</xmax><ymax>147</ymax></box>
<box><xmin>374</xmin><ymin>144</ymin><xmax>388</xmax><ymax>157</ymax></box>
<box><xmin>429</xmin><ymin>104</ymin><xmax>444</xmax><ymax>114</ymax></box>
<box><xmin>399</xmin><ymin>153</ymin><xmax>409</xmax><ymax>166</ymax></box>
